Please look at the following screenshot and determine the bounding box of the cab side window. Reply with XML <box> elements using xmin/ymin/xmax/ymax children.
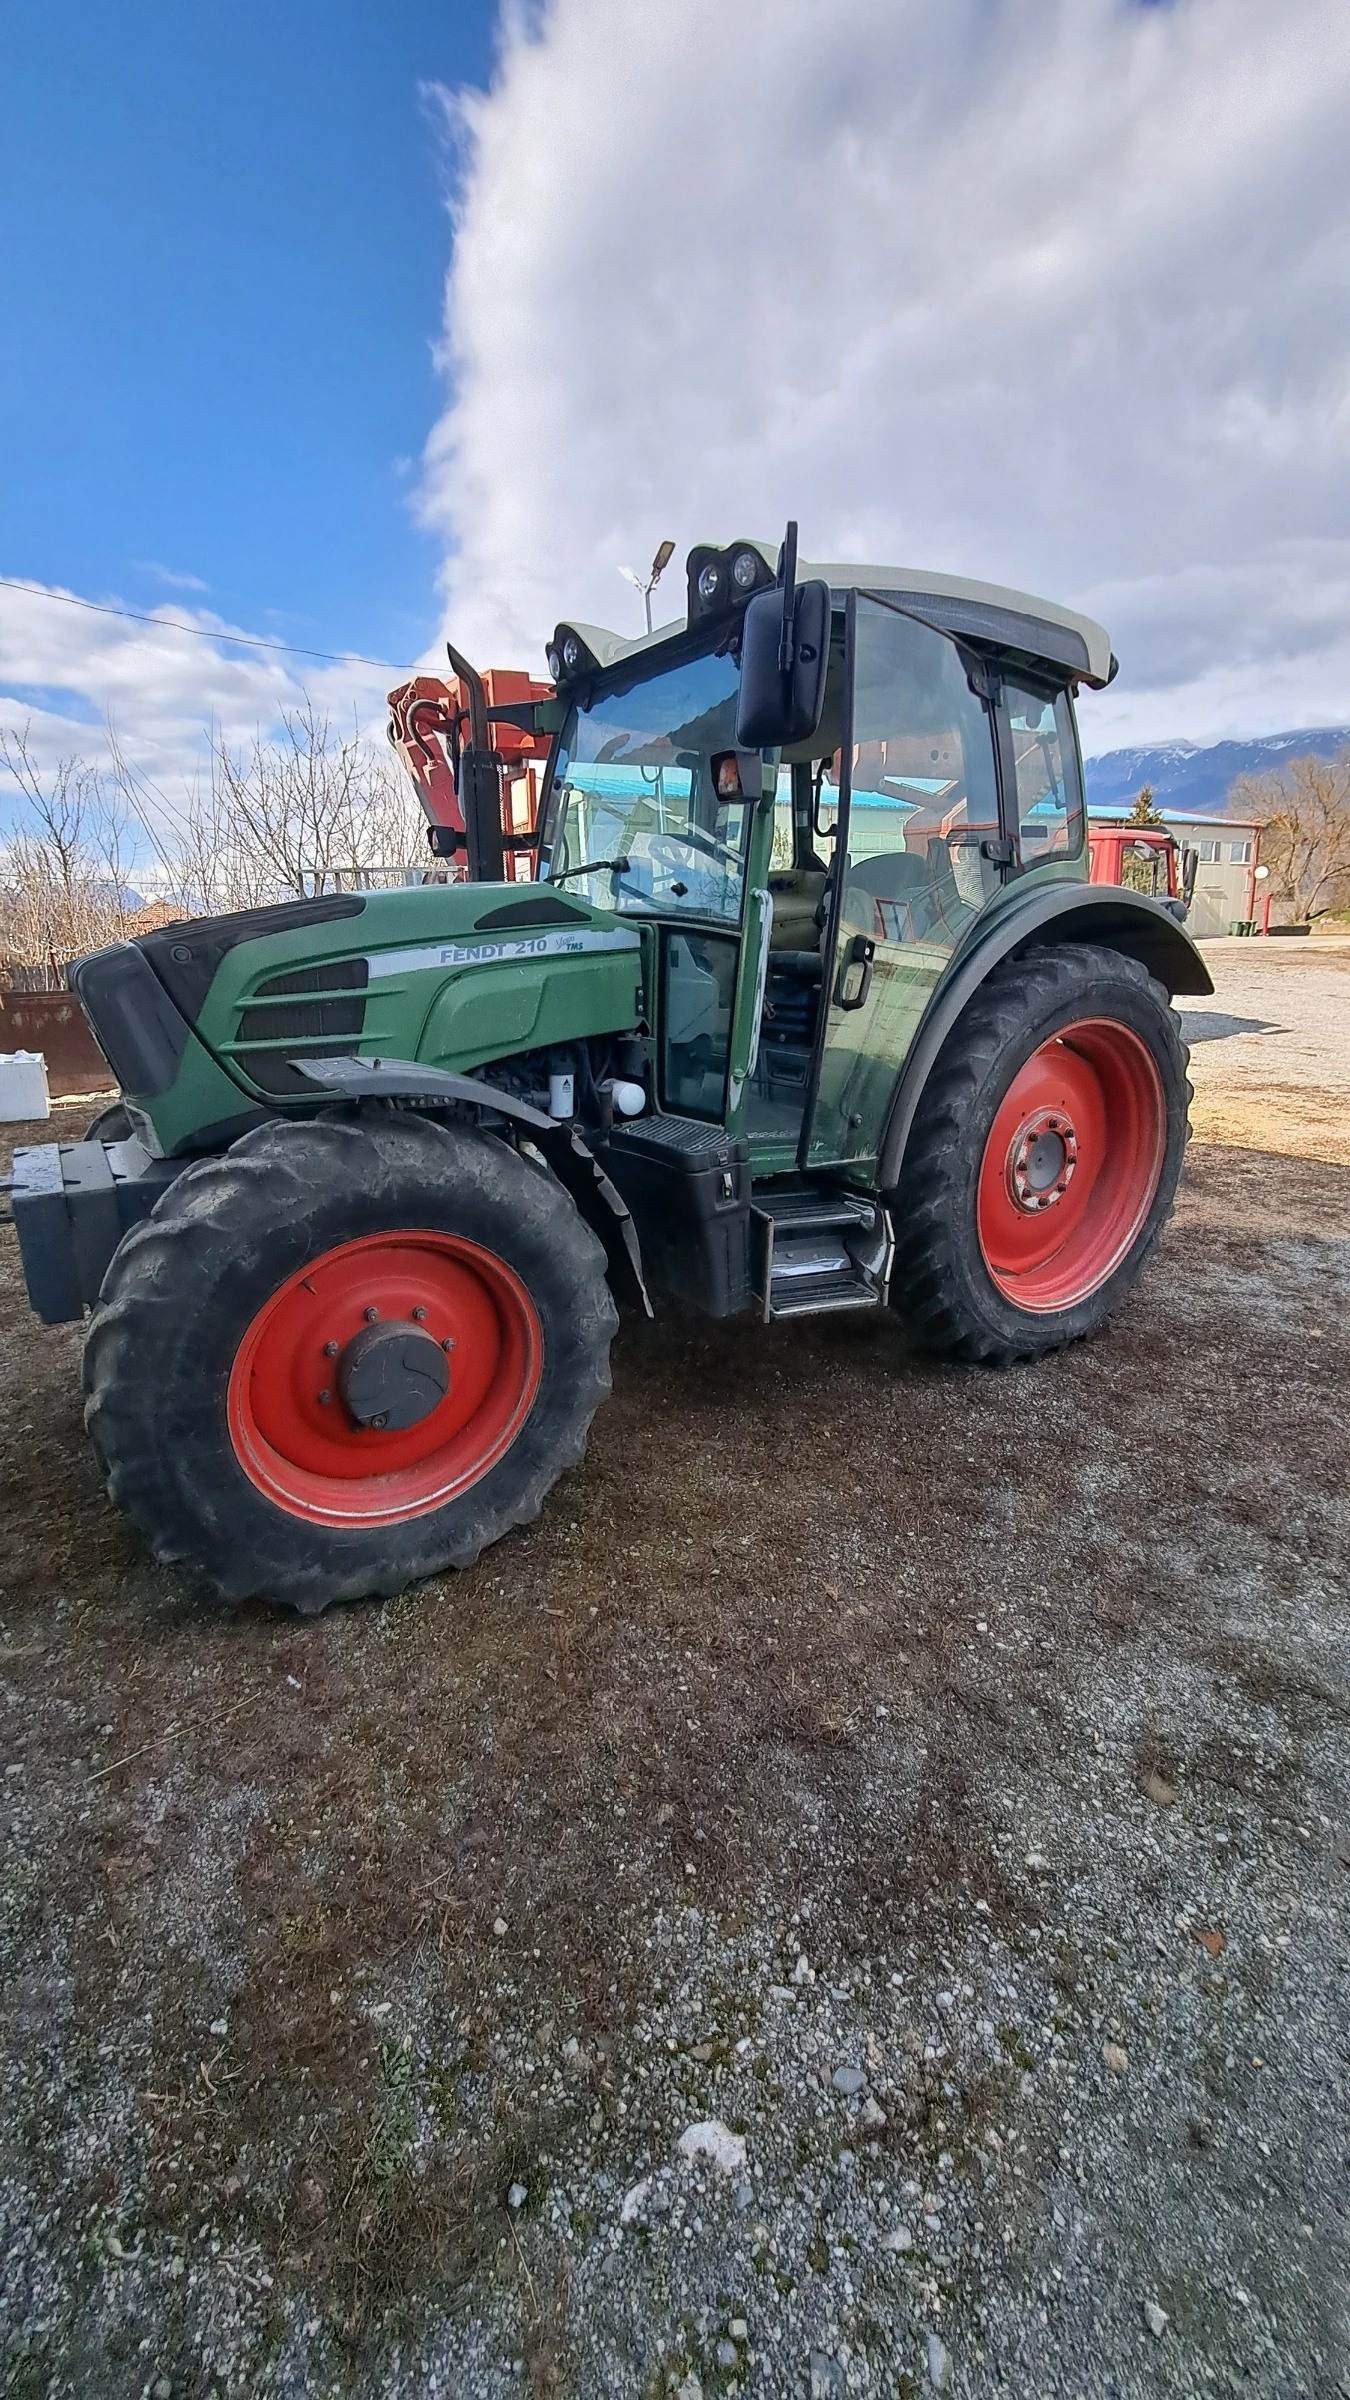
<box><xmin>843</xmin><ymin>602</ymin><xmax>1001</xmax><ymax>947</ymax></box>
<box><xmin>1006</xmin><ymin>683</ymin><xmax>1084</xmax><ymax>863</ymax></box>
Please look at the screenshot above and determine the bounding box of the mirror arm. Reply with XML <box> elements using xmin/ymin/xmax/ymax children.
<box><xmin>777</xmin><ymin>519</ymin><xmax>799</xmax><ymax>677</ymax></box>
<box><xmin>445</xmin><ymin>641</ymin><xmax>490</xmax><ymax>752</ymax></box>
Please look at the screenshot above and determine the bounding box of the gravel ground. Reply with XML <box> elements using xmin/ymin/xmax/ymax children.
<box><xmin>1181</xmin><ymin>937</ymin><xmax>1350</xmax><ymax>1165</ymax></box>
<box><xmin>1</xmin><ymin>951</ymin><xmax>1347</xmax><ymax>2400</ymax></box>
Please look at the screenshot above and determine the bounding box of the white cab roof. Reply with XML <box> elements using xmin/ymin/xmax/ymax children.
<box><xmin>557</xmin><ymin>551</ymin><xmax>1114</xmax><ymax>689</ymax></box>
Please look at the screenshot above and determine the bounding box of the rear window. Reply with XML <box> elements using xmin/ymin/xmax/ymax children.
<box><xmin>1006</xmin><ymin>684</ymin><xmax>1084</xmax><ymax>862</ymax></box>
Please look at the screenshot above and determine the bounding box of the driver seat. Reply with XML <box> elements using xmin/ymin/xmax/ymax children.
<box><xmin>767</xmin><ymin>867</ymin><xmax>828</xmax><ymax>952</ymax></box>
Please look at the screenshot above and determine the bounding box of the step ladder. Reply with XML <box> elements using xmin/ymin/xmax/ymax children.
<box><xmin>751</xmin><ymin>1185</ymin><xmax>894</xmax><ymax>1322</ymax></box>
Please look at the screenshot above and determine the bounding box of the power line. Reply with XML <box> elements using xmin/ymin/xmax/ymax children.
<box><xmin>0</xmin><ymin>574</ymin><xmax>418</xmax><ymax>672</ymax></box>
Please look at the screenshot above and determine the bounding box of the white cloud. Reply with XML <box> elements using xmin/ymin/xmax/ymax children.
<box><xmin>0</xmin><ymin>579</ymin><xmax>401</xmax><ymax>843</ymax></box>
<box><xmin>133</xmin><ymin>562</ymin><xmax>212</xmax><ymax>592</ymax></box>
<box><xmin>422</xmin><ymin>0</ymin><xmax>1350</xmax><ymax>750</ymax></box>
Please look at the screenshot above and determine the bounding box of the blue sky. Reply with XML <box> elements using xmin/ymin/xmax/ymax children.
<box><xmin>1</xmin><ymin>0</ymin><xmax>1346</xmax><ymax>816</ymax></box>
<box><xmin>0</xmin><ymin>0</ymin><xmax>495</xmax><ymax>669</ymax></box>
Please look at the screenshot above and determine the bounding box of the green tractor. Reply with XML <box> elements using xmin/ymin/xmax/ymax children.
<box><xmin>11</xmin><ymin>529</ymin><xmax>1210</xmax><ymax>1611</ymax></box>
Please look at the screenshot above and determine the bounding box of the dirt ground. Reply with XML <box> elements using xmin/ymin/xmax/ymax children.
<box><xmin>0</xmin><ymin>947</ymin><xmax>1346</xmax><ymax>2400</ymax></box>
<box><xmin>1181</xmin><ymin>938</ymin><xmax>1350</xmax><ymax>1166</ymax></box>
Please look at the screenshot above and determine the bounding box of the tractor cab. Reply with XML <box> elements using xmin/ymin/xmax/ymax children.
<box><xmin>534</xmin><ymin>537</ymin><xmax>1118</xmax><ymax>1188</ymax></box>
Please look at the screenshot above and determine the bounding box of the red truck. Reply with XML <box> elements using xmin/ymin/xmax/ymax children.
<box><xmin>1088</xmin><ymin>823</ymin><xmax>1195</xmax><ymax>922</ymax></box>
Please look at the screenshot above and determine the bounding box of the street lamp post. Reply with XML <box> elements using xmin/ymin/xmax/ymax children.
<box><xmin>619</xmin><ymin>539</ymin><xmax>677</xmax><ymax>635</ymax></box>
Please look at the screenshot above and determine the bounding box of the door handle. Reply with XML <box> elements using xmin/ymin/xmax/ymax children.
<box><xmin>980</xmin><ymin>836</ymin><xmax>1016</xmax><ymax>866</ymax></box>
<box><xmin>836</xmin><ymin>933</ymin><xmax>875</xmax><ymax>1011</ymax></box>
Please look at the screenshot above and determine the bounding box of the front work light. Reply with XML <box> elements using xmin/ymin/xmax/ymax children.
<box><xmin>687</xmin><ymin>538</ymin><xmax>773</xmax><ymax>619</ymax></box>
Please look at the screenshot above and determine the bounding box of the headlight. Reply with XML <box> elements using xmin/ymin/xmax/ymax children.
<box><xmin>562</xmin><ymin>636</ymin><xmax>581</xmax><ymax>671</ymax></box>
<box><xmin>732</xmin><ymin>549</ymin><xmax>759</xmax><ymax>590</ymax></box>
<box><xmin>697</xmin><ymin>563</ymin><xmax>721</xmax><ymax>603</ymax></box>
<box><xmin>545</xmin><ymin>646</ymin><xmax>562</xmax><ymax>681</ymax></box>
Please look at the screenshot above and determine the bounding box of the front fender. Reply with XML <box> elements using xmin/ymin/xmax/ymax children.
<box><xmin>292</xmin><ymin>1056</ymin><xmax>651</xmax><ymax>1315</ymax></box>
<box><xmin>877</xmin><ymin>884</ymin><xmax>1212</xmax><ymax>1192</ymax></box>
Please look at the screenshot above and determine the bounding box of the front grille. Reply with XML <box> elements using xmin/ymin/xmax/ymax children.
<box><xmin>230</xmin><ymin>957</ymin><xmax>368</xmax><ymax>1093</ymax></box>
<box><xmin>236</xmin><ymin>996</ymin><xmax>367</xmax><ymax>1043</ymax></box>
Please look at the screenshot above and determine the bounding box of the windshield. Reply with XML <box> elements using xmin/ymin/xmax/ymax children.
<box><xmin>542</xmin><ymin>648</ymin><xmax>750</xmax><ymax>921</ymax></box>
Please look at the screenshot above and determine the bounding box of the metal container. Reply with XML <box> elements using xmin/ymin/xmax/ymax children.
<box><xmin>0</xmin><ymin>989</ymin><xmax>114</xmax><ymax>1098</ymax></box>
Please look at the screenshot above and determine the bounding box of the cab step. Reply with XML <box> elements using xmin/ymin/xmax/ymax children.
<box><xmin>767</xmin><ymin>1260</ymin><xmax>884</xmax><ymax>1319</ymax></box>
<box><xmin>752</xmin><ymin>1186</ymin><xmax>893</xmax><ymax>1323</ymax></box>
<box><xmin>755</xmin><ymin>1187</ymin><xmax>878</xmax><ymax>1238</ymax></box>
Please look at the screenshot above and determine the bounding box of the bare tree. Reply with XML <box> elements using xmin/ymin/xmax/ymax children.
<box><xmin>0</xmin><ymin>724</ymin><xmax>138</xmax><ymax>986</ymax></box>
<box><xmin>1229</xmin><ymin>749</ymin><xmax>1350</xmax><ymax>923</ymax></box>
<box><xmin>186</xmin><ymin>700</ymin><xmax>425</xmax><ymax>910</ymax></box>
<box><xmin>102</xmin><ymin>722</ymin><xmax>202</xmax><ymax>914</ymax></box>
<box><xmin>2</xmin><ymin>703</ymin><xmax>428</xmax><ymax>985</ymax></box>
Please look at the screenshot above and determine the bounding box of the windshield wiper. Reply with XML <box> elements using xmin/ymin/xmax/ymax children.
<box><xmin>549</xmin><ymin>854</ymin><xmax>631</xmax><ymax>885</ymax></box>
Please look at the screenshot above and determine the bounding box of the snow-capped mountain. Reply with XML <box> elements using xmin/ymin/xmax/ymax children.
<box><xmin>1083</xmin><ymin>727</ymin><xmax>1350</xmax><ymax>819</ymax></box>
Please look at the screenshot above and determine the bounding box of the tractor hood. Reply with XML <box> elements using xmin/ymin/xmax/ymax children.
<box><xmin>73</xmin><ymin>882</ymin><xmax>647</xmax><ymax>1155</ymax></box>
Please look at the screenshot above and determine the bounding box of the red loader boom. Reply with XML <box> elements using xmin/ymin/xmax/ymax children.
<box><xmin>387</xmin><ymin>659</ymin><xmax>554</xmax><ymax>882</ymax></box>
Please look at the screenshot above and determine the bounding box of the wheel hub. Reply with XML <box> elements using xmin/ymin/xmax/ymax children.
<box><xmin>336</xmin><ymin>1316</ymin><xmax>450</xmax><ymax>1432</ymax></box>
<box><xmin>1006</xmin><ymin>1108</ymin><xmax>1078</xmax><ymax>1213</ymax></box>
<box><xmin>976</xmin><ymin>1018</ymin><xmax>1169</xmax><ymax>1314</ymax></box>
<box><xmin>227</xmin><ymin>1228</ymin><xmax>542</xmax><ymax>1530</ymax></box>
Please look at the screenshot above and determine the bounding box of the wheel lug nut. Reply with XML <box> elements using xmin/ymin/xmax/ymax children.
<box><xmin>411</xmin><ymin>1305</ymin><xmax>427</xmax><ymax>1322</ymax></box>
<box><xmin>318</xmin><ymin>1389</ymin><xmax>332</xmax><ymax>1405</ymax></box>
<box><xmin>441</xmin><ymin>1337</ymin><xmax>456</xmax><ymax>1353</ymax></box>
<box><xmin>364</xmin><ymin>1306</ymin><xmax>379</xmax><ymax>1323</ymax></box>
<box><xmin>323</xmin><ymin>1340</ymin><xmax>339</xmax><ymax>1358</ymax></box>
<box><xmin>370</xmin><ymin>1413</ymin><xmax>389</xmax><ymax>1430</ymax></box>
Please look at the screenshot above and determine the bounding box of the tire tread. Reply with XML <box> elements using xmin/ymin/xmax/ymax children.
<box><xmin>888</xmin><ymin>943</ymin><xmax>1190</xmax><ymax>1364</ymax></box>
<box><xmin>83</xmin><ymin>1114</ymin><xmax>617</xmax><ymax>1611</ymax></box>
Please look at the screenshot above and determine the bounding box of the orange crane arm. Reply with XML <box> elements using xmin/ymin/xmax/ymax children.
<box><xmin>387</xmin><ymin>668</ymin><xmax>554</xmax><ymax>842</ymax></box>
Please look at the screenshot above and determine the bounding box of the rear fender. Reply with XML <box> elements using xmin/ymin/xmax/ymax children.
<box><xmin>877</xmin><ymin>884</ymin><xmax>1212</xmax><ymax>1192</ymax></box>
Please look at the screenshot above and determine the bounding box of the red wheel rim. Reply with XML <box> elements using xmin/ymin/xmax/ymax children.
<box><xmin>976</xmin><ymin>1018</ymin><xmax>1166</xmax><ymax>1313</ymax></box>
<box><xmin>226</xmin><ymin>1231</ymin><xmax>542</xmax><ymax>1528</ymax></box>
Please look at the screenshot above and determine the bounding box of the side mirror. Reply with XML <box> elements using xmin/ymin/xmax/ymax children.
<box><xmin>733</xmin><ymin>516</ymin><xmax>831</xmax><ymax>750</ymax></box>
<box><xmin>735</xmin><ymin>578</ymin><xmax>831</xmax><ymax>750</ymax></box>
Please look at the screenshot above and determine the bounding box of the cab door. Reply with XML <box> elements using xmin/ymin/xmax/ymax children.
<box><xmin>802</xmin><ymin>593</ymin><xmax>1009</xmax><ymax>1172</ymax></box>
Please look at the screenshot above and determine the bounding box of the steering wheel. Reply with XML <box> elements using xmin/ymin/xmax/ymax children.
<box><xmin>650</xmin><ymin>826</ymin><xmax>741</xmax><ymax>875</ymax></box>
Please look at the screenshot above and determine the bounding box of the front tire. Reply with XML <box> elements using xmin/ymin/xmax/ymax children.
<box><xmin>888</xmin><ymin>944</ymin><xmax>1190</xmax><ymax>1363</ymax></box>
<box><xmin>83</xmin><ymin>1114</ymin><xmax>618</xmax><ymax>1611</ymax></box>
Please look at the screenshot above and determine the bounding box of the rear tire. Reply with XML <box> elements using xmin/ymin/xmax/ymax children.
<box><xmin>888</xmin><ymin>943</ymin><xmax>1190</xmax><ymax>1363</ymax></box>
<box><xmin>83</xmin><ymin>1114</ymin><xmax>618</xmax><ymax>1611</ymax></box>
